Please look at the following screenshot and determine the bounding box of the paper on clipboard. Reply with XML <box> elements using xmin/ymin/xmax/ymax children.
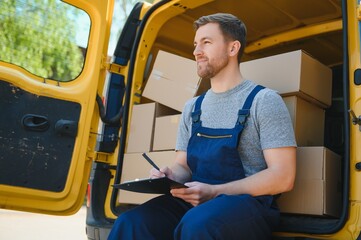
<box><xmin>113</xmin><ymin>177</ymin><xmax>188</xmax><ymax>194</ymax></box>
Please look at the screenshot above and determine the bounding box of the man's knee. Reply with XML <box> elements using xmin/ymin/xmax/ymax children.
<box><xmin>174</xmin><ymin>207</ymin><xmax>219</xmax><ymax>239</ymax></box>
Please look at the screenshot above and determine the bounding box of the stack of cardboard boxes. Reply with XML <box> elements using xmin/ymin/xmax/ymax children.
<box><xmin>119</xmin><ymin>49</ymin><xmax>342</xmax><ymax>218</ymax></box>
<box><xmin>240</xmin><ymin>50</ymin><xmax>341</xmax><ymax>217</ymax></box>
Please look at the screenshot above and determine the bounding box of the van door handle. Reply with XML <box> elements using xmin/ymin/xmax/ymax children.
<box><xmin>22</xmin><ymin>114</ymin><xmax>50</xmax><ymax>132</ymax></box>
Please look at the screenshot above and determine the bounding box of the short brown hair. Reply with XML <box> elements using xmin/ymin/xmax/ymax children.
<box><xmin>194</xmin><ymin>13</ymin><xmax>247</xmax><ymax>63</ymax></box>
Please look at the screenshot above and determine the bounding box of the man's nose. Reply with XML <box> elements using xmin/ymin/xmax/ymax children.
<box><xmin>193</xmin><ymin>45</ymin><xmax>202</xmax><ymax>57</ymax></box>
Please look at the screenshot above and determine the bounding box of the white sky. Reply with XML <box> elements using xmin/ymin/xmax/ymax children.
<box><xmin>75</xmin><ymin>0</ymin><xmax>131</xmax><ymax>55</ymax></box>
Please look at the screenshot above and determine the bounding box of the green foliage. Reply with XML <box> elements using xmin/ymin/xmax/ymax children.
<box><xmin>0</xmin><ymin>0</ymin><xmax>85</xmax><ymax>82</ymax></box>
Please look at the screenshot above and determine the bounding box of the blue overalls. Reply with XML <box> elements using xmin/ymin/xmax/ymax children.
<box><xmin>187</xmin><ymin>85</ymin><xmax>265</xmax><ymax>184</ymax></box>
<box><xmin>108</xmin><ymin>85</ymin><xmax>279</xmax><ymax>240</ymax></box>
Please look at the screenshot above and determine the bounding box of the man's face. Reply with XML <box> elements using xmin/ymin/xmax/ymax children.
<box><xmin>193</xmin><ymin>22</ymin><xmax>229</xmax><ymax>79</ymax></box>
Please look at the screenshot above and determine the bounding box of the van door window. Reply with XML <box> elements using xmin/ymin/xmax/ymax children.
<box><xmin>0</xmin><ymin>0</ymin><xmax>90</xmax><ymax>82</ymax></box>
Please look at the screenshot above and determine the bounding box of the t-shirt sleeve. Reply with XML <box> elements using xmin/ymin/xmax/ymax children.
<box><xmin>254</xmin><ymin>90</ymin><xmax>297</xmax><ymax>150</ymax></box>
<box><xmin>175</xmin><ymin>98</ymin><xmax>195</xmax><ymax>151</ymax></box>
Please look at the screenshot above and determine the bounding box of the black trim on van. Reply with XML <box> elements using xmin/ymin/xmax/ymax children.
<box><xmin>109</xmin><ymin>0</ymin><xmax>172</xmax><ymax>216</ymax></box>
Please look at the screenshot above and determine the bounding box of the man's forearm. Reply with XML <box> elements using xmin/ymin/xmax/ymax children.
<box><xmin>212</xmin><ymin>147</ymin><xmax>296</xmax><ymax>197</ymax></box>
<box><xmin>213</xmin><ymin>167</ymin><xmax>294</xmax><ymax>197</ymax></box>
<box><xmin>171</xmin><ymin>163</ymin><xmax>192</xmax><ymax>183</ymax></box>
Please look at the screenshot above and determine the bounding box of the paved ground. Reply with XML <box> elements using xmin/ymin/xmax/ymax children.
<box><xmin>0</xmin><ymin>206</ymin><xmax>87</xmax><ymax>240</ymax></box>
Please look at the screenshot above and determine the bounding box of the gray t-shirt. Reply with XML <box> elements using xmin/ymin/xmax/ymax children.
<box><xmin>175</xmin><ymin>79</ymin><xmax>296</xmax><ymax>177</ymax></box>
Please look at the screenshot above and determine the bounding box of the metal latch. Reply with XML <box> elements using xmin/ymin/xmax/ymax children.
<box><xmin>349</xmin><ymin>109</ymin><xmax>361</xmax><ymax>131</ymax></box>
<box><xmin>106</xmin><ymin>63</ymin><xmax>124</xmax><ymax>74</ymax></box>
<box><xmin>101</xmin><ymin>55</ymin><xmax>125</xmax><ymax>74</ymax></box>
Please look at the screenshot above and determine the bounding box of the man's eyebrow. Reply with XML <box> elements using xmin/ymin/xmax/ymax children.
<box><xmin>194</xmin><ymin>37</ymin><xmax>212</xmax><ymax>45</ymax></box>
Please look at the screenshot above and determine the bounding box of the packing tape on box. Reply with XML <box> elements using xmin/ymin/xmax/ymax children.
<box><xmin>151</xmin><ymin>70</ymin><xmax>163</xmax><ymax>80</ymax></box>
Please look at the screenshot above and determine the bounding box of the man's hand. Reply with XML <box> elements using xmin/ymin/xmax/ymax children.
<box><xmin>170</xmin><ymin>181</ymin><xmax>217</xmax><ymax>206</ymax></box>
<box><xmin>149</xmin><ymin>151</ymin><xmax>192</xmax><ymax>184</ymax></box>
<box><xmin>149</xmin><ymin>167</ymin><xmax>172</xmax><ymax>179</ymax></box>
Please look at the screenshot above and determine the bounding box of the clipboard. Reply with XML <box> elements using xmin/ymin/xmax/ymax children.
<box><xmin>113</xmin><ymin>177</ymin><xmax>188</xmax><ymax>194</ymax></box>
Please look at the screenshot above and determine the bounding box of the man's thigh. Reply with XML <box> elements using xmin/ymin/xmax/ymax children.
<box><xmin>176</xmin><ymin>194</ymin><xmax>279</xmax><ymax>240</ymax></box>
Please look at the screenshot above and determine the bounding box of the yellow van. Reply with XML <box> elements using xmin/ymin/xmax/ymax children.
<box><xmin>1</xmin><ymin>0</ymin><xmax>361</xmax><ymax>239</ymax></box>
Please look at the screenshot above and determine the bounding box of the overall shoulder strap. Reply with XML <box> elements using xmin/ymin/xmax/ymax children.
<box><xmin>236</xmin><ymin>85</ymin><xmax>265</xmax><ymax>126</ymax></box>
<box><xmin>191</xmin><ymin>93</ymin><xmax>205</xmax><ymax>125</ymax></box>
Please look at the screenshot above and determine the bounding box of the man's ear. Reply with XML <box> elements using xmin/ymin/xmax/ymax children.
<box><xmin>229</xmin><ymin>41</ymin><xmax>241</xmax><ymax>57</ymax></box>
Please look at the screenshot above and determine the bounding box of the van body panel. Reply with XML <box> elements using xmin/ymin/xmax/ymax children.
<box><xmin>0</xmin><ymin>0</ymin><xmax>114</xmax><ymax>215</ymax></box>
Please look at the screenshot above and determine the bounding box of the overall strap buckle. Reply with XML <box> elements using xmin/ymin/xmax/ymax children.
<box><xmin>192</xmin><ymin>110</ymin><xmax>202</xmax><ymax>124</ymax></box>
<box><xmin>191</xmin><ymin>93</ymin><xmax>206</xmax><ymax>125</ymax></box>
<box><xmin>236</xmin><ymin>85</ymin><xmax>265</xmax><ymax>126</ymax></box>
<box><xmin>237</xmin><ymin>109</ymin><xmax>250</xmax><ymax>125</ymax></box>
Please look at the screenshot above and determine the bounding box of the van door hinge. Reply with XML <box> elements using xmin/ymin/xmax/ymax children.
<box><xmin>349</xmin><ymin>109</ymin><xmax>361</xmax><ymax>131</ymax></box>
<box><xmin>86</xmin><ymin>150</ymin><xmax>112</xmax><ymax>164</ymax></box>
<box><xmin>101</xmin><ymin>56</ymin><xmax>125</xmax><ymax>75</ymax></box>
<box><xmin>106</xmin><ymin>62</ymin><xmax>125</xmax><ymax>74</ymax></box>
<box><xmin>94</xmin><ymin>152</ymin><xmax>112</xmax><ymax>164</ymax></box>
<box><xmin>86</xmin><ymin>149</ymin><xmax>96</xmax><ymax>161</ymax></box>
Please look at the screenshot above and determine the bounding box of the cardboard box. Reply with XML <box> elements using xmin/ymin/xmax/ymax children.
<box><xmin>240</xmin><ymin>50</ymin><xmax>332</xmax><ymax>108</ymax></box>
<box><xmin>153</xmin><ymin>114</ymin><xmax>181</xmax><ymax>151</ymax></box>
<box><xmin>118</xmin><ymin>151</ymin><xmax>177</xmax><ymax>204</ymax></box>
<box><xmin>126</xmin><ymin>103</ymin><xmax>178</xmax><ymax>153</ymax></box>
<box><xmin>277</xmin><ymin>147</ymin><xmax>342</xmax><ymax>217</ymax></box>
<box><xmin>143</xmin><ymin>51</ymin><xmax>209</xmax><ymax>112</ymax></box>
<box><xmin>283</xmin><ymin>96</ymin><xmax>325</xmax><ymax>146</ymax></box>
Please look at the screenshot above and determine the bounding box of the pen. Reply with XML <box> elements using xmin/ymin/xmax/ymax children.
<box><xmin>142</xmin><ymin>153</ymin><xmax>161</xmax><ymax>171</ymax></box>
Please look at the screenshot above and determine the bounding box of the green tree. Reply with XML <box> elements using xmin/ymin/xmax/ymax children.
<box><xmin>0</xmin><ymin>0</ymin><xmax>84</xmax><ymax>82</ymax></box>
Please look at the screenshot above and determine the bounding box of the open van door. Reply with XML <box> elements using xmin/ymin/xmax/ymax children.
<box><xmin>0</xmin><ymin>0</ymin><xmax>113</xmax><ymax>215</ymax></box>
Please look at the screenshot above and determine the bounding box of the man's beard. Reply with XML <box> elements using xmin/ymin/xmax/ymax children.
<box><xmin>197</xmin><ymin>53</ymin><xmax>229</xmax><ymax>79</ymax></box>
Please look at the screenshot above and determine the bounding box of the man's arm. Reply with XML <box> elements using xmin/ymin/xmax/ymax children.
<box><xmin>218</xmin><ymin>146</ymin><xmax>296</xmax><ymax>196</ymax></box>
<box><xmin>168</xmin><ymin>151</ymin><xmax>192</xmax><ymax>183</ymax></box>
<box><xmin>171</xmin><ymin>146</ymin><xmax>296</xmax><ymax>206</ymax></box>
